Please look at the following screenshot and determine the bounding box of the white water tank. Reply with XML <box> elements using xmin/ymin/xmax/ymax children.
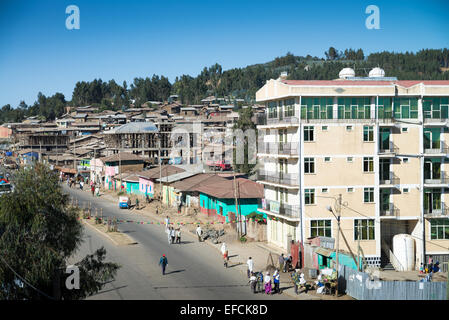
<box><xmin>339</xmin><ymin>68</ymin><xmax>355</xmax><ymax>79</ymax></box>
<box><xmin>369</xmin><ymin>67</ymin><xmax>385</xmax><ymax>78</ymax></box>
<box><xmin>392</xmin><ymin>234</ymin><xmax>415</xmax><ymax>271</ymax></box>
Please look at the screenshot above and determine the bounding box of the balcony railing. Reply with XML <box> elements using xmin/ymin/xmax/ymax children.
<box><xmin>423</xmin><ymin>117</ymin><xmax>449</xmax><ymax>124</ymax></box>
<box><xmin>379</xmin><ymin>172</ymin><xmax>400</xmax><ymax>185</ymax></box>
<box><xmin>424</xmin><ymin>141</ymin><xmax>449</xmax><ymax>154</ymax></box>
<box><xmin>379</xmin><ymin>141</ymin><xmax>399</xmax><ymax>155</ymax></box>
<box><xmin>257</xmin><ymin>142</ymin><xmax>299</xmax><ymax>156</ymax></box>
<box><xmin>424</xmin><ymin>171</ymin><xmax>449</xmax><ymax>185</ymax></box>
<box><xmin>424</xmin><ymin>202</ymin><xmax>449</xmax><ymax>216</ymax></box>
<box><xmin>380</xmin><ymin>203</ymin><xmax>399</xmax><ymax>217</ymax></box>
<box><xmin>257</xmin><ymin>111</ymin><xmax>300</xmax><ymax>126</ymax></box>
<box><xmin>257</xmin><ymin>171</ymin><xmax>299</xmax><ymax>186</ymax></box>
<box><xmin>262</xmin><ymin>200</ymin><xmax>300</xmax><ymax>218</ymax></box>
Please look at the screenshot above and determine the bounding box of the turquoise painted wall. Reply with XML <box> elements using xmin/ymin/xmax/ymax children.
<box><xmin>199</xmin><ymin>193</ymin><xmax>265</xmax><ymax>222</ymax></box>
<box><xmin>319</xmin><ymin>252</ymin><xmax>363</xmax><ymax>271</ymax></box>
<box><xmin>126</xmin><ymin>182</ymin><xmax>140</xmax><ymax>195</ymax></box>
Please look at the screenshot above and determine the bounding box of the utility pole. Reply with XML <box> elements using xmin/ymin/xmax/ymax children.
<box><xmin>159</xmin><ymin>134</ymin><xmax>162</xmax><ymax>202</ymax></box>
<box><xmin>335</xmin><ymin>193</ymin><xmax>342</xmax><ymax>297</ymax></box>
<box><xmin>73</xmin><ymin>134</ymin><xmax>76</xmax><ymax>171</ymax></box>
<box><xmin>233</xmin><ymin>170</ymin><xmax>239</xmax><ymax>239</ymax></box>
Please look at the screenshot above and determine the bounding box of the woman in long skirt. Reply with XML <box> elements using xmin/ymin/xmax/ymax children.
<box><xmin>264</xmin><ymin>272</ymin><xmax>272</xmax><ymax>294</ymax></box>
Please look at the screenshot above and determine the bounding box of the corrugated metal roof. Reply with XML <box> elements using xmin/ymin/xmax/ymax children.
<box><xmin>155</xmin><ymin>171</ymin><xmax>200</xmax><ymax>183</ymax></box>
<box><xmin>104</xmin><ymin>122</ymin><xmax>159</xmax><ymax>134</ymax></box>
<box><xmin>315</xmin><ymin>247</ymin><xmax>334</xmax><ymax>257</ymax></box>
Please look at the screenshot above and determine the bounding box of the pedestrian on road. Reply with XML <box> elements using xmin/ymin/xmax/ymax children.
<box><xmin>264</xmin><ymin>272</ymin><xmax>272</xmax><ymax>295</ymax></box>
<box><xmin>246</xmin><ymin>257</ymin><xmax>254</xmax><ymax>278</ymax></box>
<box><xmin>273</xmin><ymin>269</ymin><xmax>280</xmax><ymax>294</ymax></box>
<box><xmin>248</xmin><ymin>272</ymin><xmax>257</xmax><ymax>294</ymax></box>
<box><xmin>91</xmin><ymin>184</ymin><xmax>95</xmax><ymax>196</ymax></box>
<box><xmin>95</xmin><ymin>186</ymin><xmax>100</xmax><ymax>197</ymax></box>
<box><xmin>159</xmin><ymin>254</ymin><xmax>168</xmax><ymax>275</ymax></box>
<box><xmin>175</xmin><ymin>228</ymin><xmax>181</xmax><ymax>244</ymax></box>
<box><xmin>127</xmin><ymin>198</ymin><xmax>131</xmax><ymax>210</ymax></box>
<box><xmin>196</xmin><ymin>225</ymin><xmax>203</xmax><ymax>242</ymax></box>
<box><xmin>284</xmin><ymin>254</ymin><xmax>291</xmax><ymax>273</ymax></box>
<box><xmin>156</xmin><ymin>206</ymin><xmax>159</xmax><ymax>215</ymax></box>
<box><xmin>278</xmin><ymin>254</ymin><xmax>284</xmax><ymax>272</ymax></box>
<box><xmin>79</xmin><ymin>180</ymin><xmax>84</xmax><ymax>190</ymax></box>
<box><xmin>167</xmin><ymin>227</ymin><xmax>173</xmax><ymax>244</ymax></box>
<box><xmin>223</xmin><ymin>250</ymin><xmax>229</xmax><ymax>268</ymax></box>
<box><xmin>135</xmin><ymin>198</ymin><xmax>139</xmax><ymax>210</ymax></box>
<box><xmin>165</xmin><ymin>216</ymin><xmax>170</xmax><ymax>227</ymax></box>
<box><xmin>170</xmin><ymin>227</ymin><xmax>176</xmax><ymax>244</ymax></box>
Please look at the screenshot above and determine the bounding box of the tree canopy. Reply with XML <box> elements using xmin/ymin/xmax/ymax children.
<box><xmin>0</xmin><ymin>163</ymin><xmax>119</xmax><ymax>300</ymax></box>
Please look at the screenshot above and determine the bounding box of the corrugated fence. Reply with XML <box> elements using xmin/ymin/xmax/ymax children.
<box><xmin>339</xmin><ymin>265</ymin><xmax>447</xmax><ymax>300</ymax></box>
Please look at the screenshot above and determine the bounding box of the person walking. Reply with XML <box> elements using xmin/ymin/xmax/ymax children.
<box><xmin>165</xmin><ymin>216</ymin><xmax>170</xmax><ymax>227</ymax></box>
<box><xmin>135</xmin><ymin>197</ymin><xmax>140</xmax><ymax>210</ymax></box>
<box><xmin>79</xmin><ymin>180</ymin><xmax>84</xmax><ymax>190</ymax></box>
<box><xmin>278</xmin><ymin>254</ymin><xmax>284</xmax><ymax>272</ymax></box>
<box><xmin>91</xmin><ymin>184</ymin><xmax>95</xmax><ymax>197</ymax></box>
<box><xmin>284</xmin><ymin>254</ymin><xmax>292</xmax><ymax>273</ymax></box>
<box><xmin>246</xmin><ymin>257</ymin><xmax>254</xmax><ymax>278</ymax></box>
<box><xmin>196</xmin><ymin>225</ymin><xmax>203</xmax><ymax>242</ymax></box>
<box><xmin>273</xmin><ymin>269</ymin><xmax>280</xmax><ymax>294</ymax></box>
<box><xmin>170</xmin><ymin>227</ymin><xmax>176</xmax><ymax>244</ymax></box>
<box><xmin>223</xmin><ymin>249</ymin><xmax>229</xmax><ymax>268</ymax></box>
<box><xmin>248</xmin><ymin>272</ymin><xmax>257</xmax><ymax>294</ymax></box>
<box><xmin>175</xmin><ymin>228</ymin><xmax>181</xmax><ymax>244</ymax></box>
<box><xmin>264</xmin><ymin>272</ymin><xmax>272</xmax><ymax>295</ymax></box>
<box><xmin>95</xmin><ymin>185</ymin><xmax>100</xmax><ymax>197</ymax></box>
<box><xmin>167</xmin><ymin>227</ymin><xmax>173</xmax><ymax>244</ymax></box>
<box><xmin>159</xmin><ymin>254</ymin><xmax>168</xmax><ymax>275</ymax></box>
<box><xmin>127</xmin><ymin>197</ymin><xmax>131</xmax><ymax>210</ymax></box>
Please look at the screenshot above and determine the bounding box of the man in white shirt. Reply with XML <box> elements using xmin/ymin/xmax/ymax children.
<box><xmin>246</xmin><ymin>257</ymin><xmax>254</xmax><ymax>278</ymax></box>
<box><xmin>196</xmin><ymin>225</ymin><xmax>202</xmax><ymax>242</ymax></box>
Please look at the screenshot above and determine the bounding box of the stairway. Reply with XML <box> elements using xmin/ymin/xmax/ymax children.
<box><xmin>382</xmin><ymin>263</ymin><xmax>395</xmax><ymax>271</ymax></box>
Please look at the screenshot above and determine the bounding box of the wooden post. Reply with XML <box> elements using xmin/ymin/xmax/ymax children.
<box><xmin>335</xmin><ymin>194</ymin><xmax>342</xmax><ymax>297</ymax></box>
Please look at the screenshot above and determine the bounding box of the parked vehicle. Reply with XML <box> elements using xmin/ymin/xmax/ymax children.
<box><xmin>119</xmin><ymin>196</ymin><xmax>129</xmax><ymax>209</ymax></box>
<box><xmin>206</xmin><ymin>160</ymin><xmax>231</xmax><ymax>171</ymax></box>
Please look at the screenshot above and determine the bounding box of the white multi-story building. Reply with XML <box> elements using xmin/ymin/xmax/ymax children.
<box><xmin>256</xmin><ymin>68</ymin><xmax>449</xmax><ymax>269</ymax></box>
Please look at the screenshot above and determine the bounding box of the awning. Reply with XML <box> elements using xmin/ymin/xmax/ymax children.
<box><xmin>315</xmin><ymin>247</ymin><xmax>334</xmax><ymax>257</ymax></box>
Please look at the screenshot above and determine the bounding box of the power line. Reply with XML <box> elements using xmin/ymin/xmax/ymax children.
<box><xmin>0</xmin><ymin>254</ymin><xmax>56</xmax><ymax>300</ymax></box>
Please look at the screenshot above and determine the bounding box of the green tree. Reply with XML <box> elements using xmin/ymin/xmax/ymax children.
<box><xmin>232</xmin><ymin>107</ymin><xmax>256</xmax><ymax>175</ymax></box>
<box><xmin>0</xmin><ymin>163</ymin><xmax>119</xmax><ymax>300</ymax></box>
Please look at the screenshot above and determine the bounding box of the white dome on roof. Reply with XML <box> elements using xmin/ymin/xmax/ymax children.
<box><xmin>339</xmin><ymin>68</ymin><xmax>355</xmax><ymax>79</ymax></box>
<box><xmin>369</xmin><ymin>67</ymin><xmax>385</xmax><ymax>78</ymax></box>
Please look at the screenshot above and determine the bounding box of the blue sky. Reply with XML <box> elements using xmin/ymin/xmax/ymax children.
<box><xmin>0</xmin><ymin>0</ymin><xmax>448</xmax><ymax>107</ymax></box>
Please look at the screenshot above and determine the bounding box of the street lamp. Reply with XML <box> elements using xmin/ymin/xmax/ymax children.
<box><xmin>325</xmin><ymin>196</ymin><xmax>341</xmax><ymax>297</ymax></box>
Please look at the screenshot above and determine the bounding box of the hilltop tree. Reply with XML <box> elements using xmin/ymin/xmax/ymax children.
<box><xmin>0</xmin><ymin>163</ymin><xmax>119</xmax><ymax>300</ymax></box>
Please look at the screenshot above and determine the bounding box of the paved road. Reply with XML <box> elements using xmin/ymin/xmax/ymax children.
<box><xmin>65</xmin><ymin>185</ymin><xmax>292</xmax><ymax>300</ymax></box>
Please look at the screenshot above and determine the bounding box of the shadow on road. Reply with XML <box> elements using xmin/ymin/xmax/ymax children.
<box><xmin>227</xmin><ymin>263</ymin><xmax>243</xmax><ymax>268</ymax></box>
<box><xmin>165</xmin><ymin>269</ymin><xmax>186</xmax><ymax>275</ymax></box>
<box><xmin>229</xmin><ymin>254</ymin><xmax>238</xmax><ymax>258</ymax></box>
<box><xmin>90</xmin><ymin>285</ymin><xmax>128</xmax><ymax>296</ymax></box>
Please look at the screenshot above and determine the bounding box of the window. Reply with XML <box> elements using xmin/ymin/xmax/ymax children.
<box><xmin>363</xmin><ymin>157</ymin><xmax>374</xmax><ymax>172</ymax></box>
<box><xmin>347</xmin><ymin>157</ymin><xmax>353</xmax><ymax>163</ymax></box>
<box><xmin>321</xmin><ymin>188</ymin><xmax>328</xmax><ymax>193</ymax></box>
<box><xmin>403</xmin><ymin>158</ymin><xmax>409</xmax><ymax>164</ymax></box>
<box><xmin>311</xmin><ymin>220</ymin><xmax>331</xmax><ymax>237</ymax></box>
<box><xmin>347</xmin><ymin>187</ymin><xmax>354</xmax><ymax>193</ymax></box>
<box><xmin>324</xmin><ymin>157</ymin><xmax>331</xmax><ymax>162</ymax></box>
<box><xmin>305</xmin><ymin>189</ymin><xmax>315</xmax><ymax>205</ymax></box>
<box><xmin>430</xmin><ymin>219</ymin><xmax>449</xmax><ymax>240</ymax></box>
<box><xmin>304</xmin><ymin>158</ymin><xmax>315</xmax><ymax>174</ymax></box>
<box><xmin>338</xmin><ymin>97</ymin><xmax>370</xmax><ymax>119</ymax></box>
<box><xmin>364</xmin><ymin>187</ymin><xmax>374</xmax><ymax>203</ymax></box>
<box><xmin>284</xmin><ymin>98</ymin><xmax>295</xmax><ymax>117</ymax></box>
<box><xmin>354</xmin><ymin>219</ymin><xmax>375</xmax><ymax>240</ymax></box>
<box><xmin>402</xmin><ymin>127</ymin><xmax>408</xmax><ymax>133</ymax></box>
<box><xmin>393</xmin><ymin>97</ymin><xmax>418</xmax><ymax>119</ymax></box>
<box><xmin>363</xmin><ymin>126</ymin><xmax>374</xmax><ymax>142</ymax></box>
<box><xmin>268</xmin><ymin>101</ymin><xmax>278</xmax><ymax>119</ymax></box>
<box><xmin>403</xmin><ymin>188</ymin><xmax>409</xmax><ymax>193</ymax></box>
<box><xmin>301</xmin><ymin>97</ymin><xmax>333</xmax><ymax>120</ymax></box>
<box><xmin>346</xmin><ymin>125</ymin><xmax>353</xmax><ymax>132</ymax></box>
<box><xmin>322</xmin><ymin>126</ymin><xmax>328</xmax><ymax>131</ymax></box>
<box><xmin>304</xmin><ymin>126</ymin><xmax>314</xmax><ymax>142</ymax></box>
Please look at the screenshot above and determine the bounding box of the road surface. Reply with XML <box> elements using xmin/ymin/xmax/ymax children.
<box><xmin>66</xmin><ymin>185</ymin><xmax>292</xmax><ymax>300</ymax></box>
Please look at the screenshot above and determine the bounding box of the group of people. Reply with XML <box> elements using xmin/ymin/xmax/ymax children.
<box><xmin>90</xmin><ymin>181</ymin><xmax>100</xmax><ymax>197</ymax></box>
<box><xmin>246</xmin><ymin>256</ymin><xmax>282</xmax><ymax>295</ymax></box>
<box><xmin>166</xmin><ymin>226</ymin><xmax>182</xmax><ymax>244</ymax></box>
<box><xmin>419</xmin><ymin>256</ymin><xmax>441</xmax><ymax>282</ymax></box>
<box><xmin>278</xmin><ymin>253</ymin><xmax>293</xmax><ymax>273</ymax></box>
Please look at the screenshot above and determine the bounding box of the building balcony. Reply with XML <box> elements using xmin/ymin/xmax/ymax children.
<box><xmin>379</xmin><ymin>172</ymin><xmax>400</xmax><ymax>187</ymax></box>
<box><xmin>380</xmin><ymin>203</ymin><xmax>399</xmax><ymax>218</ymax></box>
<box><xmin>256</xmin><ymin>112</ymin><xmax>299</xmax><ymax>127</ymax></box>
<box><xmin>423</xmin><ymin>116</ymin><xmax>449</xmax><ymax>126</ymax></box>
<box><xmin>377</xmin><ymin>117</ymin><xmax>397</xmax><ymax>127</ymax></box>
<box><xmin>261</xmin><ymin>199</ymin><xmax>300</xmax><ymax>219</ymax></box>
<box><xmin>257</xmin><ymin>171</ymin><xmax>299</xmax><ymax>188</ymax></box>
<box><xmin>423</xmin><ymin>142</ymin><xmax>448</xmax><ymax>156</ymax></box>
<box><xmin>378</xmin><ymin>142</ymin><xmax>399</xmax><ymax>157</ymax></box>
<box><xmin>424</xmin><ymin>172</ymin><xmax>449</xmax><ymax>187</ymax></box>
<box><xmin>424</xmin><ymin>203</ymin><xmax>449</xmax><ymax>217</ymax></box>
<box><xmin>257</xmin><ymin>142</ymin><xmax>299</xmax><ymax>157</ymax></box>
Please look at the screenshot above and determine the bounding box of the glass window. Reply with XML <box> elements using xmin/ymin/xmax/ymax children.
<box><xmin>268</xmin><ymin>101</ymin><xmax>278</xmax><ymax>118</ymax></box>
<box><xmin>324</xmin><ymin>157</ymin><xmax>331</xmax><ymax>162</ymax></box>
<box><xmin>347</xmin><ymin>187</ymin><xmax>354</xmax><ymax>193</ymax></box>
<box><xmin>430</xmin><ymin>219</ymin><xmax>449</xmax><ymax>240</ymax></box>
<box><xmin>364</xmin><ymin>187</ymin><xmax>374</xmax><ymax>203</ymax></box>
<box><xmin>322</xmin><ymin>126</ymin><xmax>328</xmax><ymax>131</ymax></box>
<box><xmin>363</xmin><ymin>126</ymin><xmax>374</xmax><ymax>142</ymax></box>
<box><xmin>363</xmin><ymin>157</ymin><xmax>374</xmax><ymax>172</ymax></box>
<box><xmin>284</xmin><ymin>98</ymin><xmax>295</xmax><ymax>117</ymax></box>
<box><xmin>305</xmin><ymin>189</ymin><xmax>315</xmax><ymax>205</ymax></box>
<box><xmin>377</xmin><ymin>97</ymin><xmax>393</xmax><ymax>119</ymax></box>
<box><xmin>354</xmin><ymin>219</ymin><xmax>375</xmax><ymax>240</ymax></box>
<box><xmin>321</xmin><ymin>188</ymin><xmax>328</xmax><ymax>193</ymax></box>
<box><xmin>304</xmin><ymin>126</ymin><xmax>314</xmax><ymax>142</ymax></box>
<box><xmin>304</xmin><ymin>158</ymin><xmax>315</xmax><ymax>174</ymax></box>
<box><xmin>311</xmin><ymin>220</ymin><xmax>331</xmax><ymax>237</ymax></box>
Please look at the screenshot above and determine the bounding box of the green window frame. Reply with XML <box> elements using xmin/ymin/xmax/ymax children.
<box><xmin>284</xmin><ymin>98</ymin><xmax>295</xmax><ymax>117</ymax></box>
<box><xmin>364</xmin><ymin>187</ymin><xmax>374</xmax><ymax>203</ymax></box>
<box><xmin>311</xmin><ymin>220</ymin><xmax>331</xmax><ymax>237</ymax></box>
<box><xmin>354</xmin><ymin>219</ymin><xmax>375</xmax><ymax>240</ymax></box>
<box><xmin>305</xmin><ymin>189</ymin><xmax>315</xmax><ymax>205</ymax></box>
<box><xmin>430</xmin><ymin>219</ymin><xmax>449</xmax><ymax>240</ymax></box>
<box><xmin>363</xmin><ymin>126</ymin><xmax>374</xmax><ymax>142</ymax></box>
<box><xmin>268</xmin><ymin>101</ymin><xmax>278</xmax><ymax>118</ymax></box>
<box><xmin>377</xmin><ymin>97</ymin><xmax>393</xmax><ymax>119</ymax></box>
